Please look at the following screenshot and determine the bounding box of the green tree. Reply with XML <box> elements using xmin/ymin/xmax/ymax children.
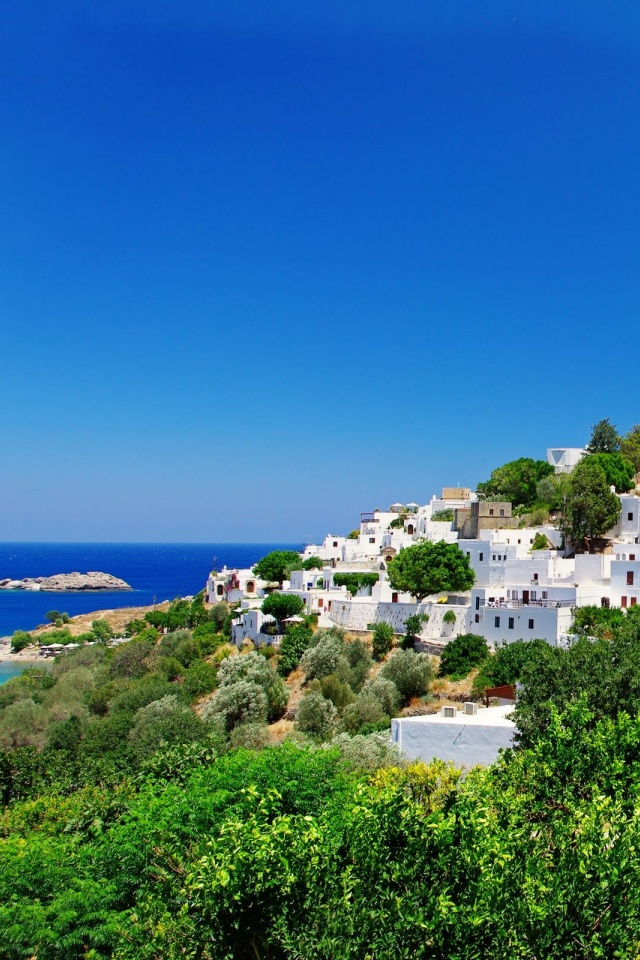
<box><xmin>438</xmin><ymin>633</ymin><xmax>489</xmax><ymax>678</ymax></box>
<box><xmin>380</xmin><ymin>649</ymin><xmax>433</xmax><ymax>705</ymax></box>
<box><xmin>372</xmin><ymin>622</ymin><xmax>394</xmax><ymax>661</ymax></box>
<box><xmin>583</xmin><ymin>452</ymin><xmax>635</xmax><ymax>492</ymax></box>
<box><xmin>586</xmin><ymin>417</ymin><xmax>621</xmax><ymax>454</ymax></box>
<box><xmin>295</xmin><ymin>691</ymin><xmax>337</xmax><ymax>739</ymax></box>
<box><xmin>302</xmin><ymin>555</ymin><xmax>324</xmax><ymax>570</ymax></box>
<box><xmin>402</xmin><ymin>613</ymin><xmax>428</xmax><ymax>648</ymax></box>
<box><xmin>277</xmin><ymin>625</ymin><xmax>314</xmax><ymax>676</ymax></box>
<box><xmin>387</xmin><ymin>540</ymin><xmax>475</xmax><ymax>602</ymax></box>
<box><xmin>621</xmin><ymin>423</ymin><xmax>640</xmax><ymax>473</ymax></box>
<box><xmin>477</xmin><ymin>457</ymin><xmax>555</xmax><ymax>508</ymax></box>
<box><xmin>558</xmin><ymin>457</ymin><xmax>621</xmax><ymax>552</ymax></box>
<box><xmin>217</xmin><ymin>651</ymin><xmax>288</xmax><ymax>721</ymax></box>
<box><xmin>91</xmin><ymin>619</ymin><xmax>113</xmax><ymax>642</ymax></box>
<box><xmin>531</xmin><ymin>531</ymin><xmax>549</xmax><ymax>550</ymax></box>
<box><xmin>253</xmin><ymin>550</ymin><xmax>302</xmax><ymax>585</ymax></box>
<box><xmin>10</xmin><ymin>631</ymin><xmax>32</xmax><ymax>653</ymax></box>
<box><xmin>261</xmin><ymin>591</ymin><xmax>305</xmax><ymax>628</ymax></box>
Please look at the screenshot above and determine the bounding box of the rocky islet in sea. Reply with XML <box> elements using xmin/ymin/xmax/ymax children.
<box><xmin>0</xmin><ymin>572</ymin><xmax>132</xmax><ymax>591</ymax></box>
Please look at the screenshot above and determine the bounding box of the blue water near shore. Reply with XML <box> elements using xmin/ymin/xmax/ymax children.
<box><xmin>0</xmin><ymin>543</ymin><xmax>301</xmax><ymax>638</ymax></box>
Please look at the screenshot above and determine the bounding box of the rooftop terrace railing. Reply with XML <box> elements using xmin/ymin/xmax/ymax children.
<box><xmin>479</xmin><ymin>599</ymin><xmax>574</xmax><ymax>609</ymax></box>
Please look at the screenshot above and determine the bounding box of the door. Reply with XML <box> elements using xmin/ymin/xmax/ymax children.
<box><xmin>522</xmin><ymin>590</ymin><xmax>530</xmax><ymax>605</ymax></box>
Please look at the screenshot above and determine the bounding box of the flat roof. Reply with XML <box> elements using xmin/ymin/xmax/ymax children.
<box><xmin>395</xmin><ymin>704</ymin><xmax>515</xmax><ymax>728</ymax></box>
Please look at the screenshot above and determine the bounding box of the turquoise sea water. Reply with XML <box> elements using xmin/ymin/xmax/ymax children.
<box><xmin>0</xmin><ymin>542</ymin><xmax>301</xmax><ymax>638</ymax></box>
<box><xmin>0</xmin><ymin>661</ymin><xmax>45</xmax><ymax>686</ymax></box>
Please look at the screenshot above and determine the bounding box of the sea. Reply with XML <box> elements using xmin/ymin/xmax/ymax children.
<box><xmin>0</xmin><ymin>542</ymin><xmax>301</xmax><ymax>640</ymax></box>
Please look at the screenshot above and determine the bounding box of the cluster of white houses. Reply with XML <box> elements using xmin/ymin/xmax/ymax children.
<box><xmin>206</xmin><ymin>447</ymin><xmax>640</xmax><ymax>650</ymax></box>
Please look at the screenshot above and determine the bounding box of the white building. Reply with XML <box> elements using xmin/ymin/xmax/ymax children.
<box><xmin>547</xmin><ymin>447</ymin><xmax>586</xmax><ymax>474</ymax></box>
<box><xmin>206</xmin><ymin>567</ymin><xmax>267</xmax><ymax>605</ymax></box>
<box><xmin>391</xmin><ymin>704</ymin><xmax>515</xmax><ymax>767</ymax></box>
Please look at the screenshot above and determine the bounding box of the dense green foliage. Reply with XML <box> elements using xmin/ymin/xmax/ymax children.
<box><xmin>558</xmin><ymin>455</ymin><xmax>621</xmax><ymax>551</ymax></box>
<box><xmin>261</xmin><ymin>591</ymin><xmax>305</xmax><ymax>626</ymax></box>
<box><xmin>583</xmin><ymin>451</ymin><xmax>635</xmax><ymax>492</ymax></box>
<box><xmin>387</xmin><ymin>540</ymin><xmax>475</xmax><ymax>601</ymax></box>
<box><xmin>302</xmin><ymin>555</ymin><xmax>324</xmax><ymax>570</ymax></box>
<box><xmin>621</xmin><ymin>423</ymin><xmax>640</xmax><ymax>472</ymax></box>
<box><xmin>477</xmin><ymin>457</ymin><xmax>555</xmax><ymax>508</ymax></box>
<box><xmin>253</xmin><ymin>550</ymin><xmax>302</xmax><ymax>585</ymax></box>
<box><xmin>431</xmin><ymin>508</ymin><xmax>454</xmax><ymax>522</ymax></box>
<box><xmin>438</xmin><ymin>633</ymin><xmax>489</xmax><ymax>679</ymax></box>
<box><xmin>333</xmin><ymin>572</ymin><xmax>379</xmax><ymax>596</ymax></box>
<box><xmin>371</xmin><ymin>621</ymin><xmax>394</xmax><ymax>660</ymax></box>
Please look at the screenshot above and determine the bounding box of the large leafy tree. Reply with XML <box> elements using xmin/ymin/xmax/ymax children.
<box><xmin>476</xmin><ymin>457</ymin><xmax>554</xmax><ymax>508</ymax></box>
<box><xmin>558</xmin><ymin>456</ymin><xmax>621</xmax><ymax>552</ymax></box>
<box><xmin>621</xmin><ymin>424</ymin><xmax>640</xmax><ymax>473</ymax></box>
<box><xmin>261</xmin><ymin>591</ymin><xmax>305</xmax><ymax>627</ymax></box>
<box><xmin>586</xmin><ymin>417</ymin><xmax>620</xmax><ymax>454</ymax></box>
<box><xmin>386</xmin><ymin>540</ymin><xmax>475</xmax><ymax>602</ymax></box>
<box><xmin>253</xmin><ymin>550</ymin><xmax>302</xmax><ymax>585</ymax></box>
<box><xmin>582</xmin><ymin>452</ymin><xmax>635</xmax><ymax>493</ymax></box>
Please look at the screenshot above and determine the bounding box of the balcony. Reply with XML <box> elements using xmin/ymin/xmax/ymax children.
<box><xmin>479</xmin><ymin>599</ymin><xmax>574</xmax><ymax>610</ymax></box>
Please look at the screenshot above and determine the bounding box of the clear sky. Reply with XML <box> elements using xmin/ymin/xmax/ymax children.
<box><xmin>2</xmin><ymin>2</ymin><xmax>639</xmax><ymax>542</ymax></box>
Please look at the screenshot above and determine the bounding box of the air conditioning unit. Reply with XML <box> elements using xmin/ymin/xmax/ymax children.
<box><xmin>441</xmin><ymin>705</ymin><xmax>457</xmax><ymax>718</ymax></box>
<box><xmin>463</xmin><ymin>702</ymin><xmax>478</xmax><ymax>716</ymax></box>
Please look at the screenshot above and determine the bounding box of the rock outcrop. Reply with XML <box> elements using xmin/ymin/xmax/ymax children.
<box><xmin>0</xmin><ymin>572</ymin><xmax>132</xmax><ymax>592</ymax></box>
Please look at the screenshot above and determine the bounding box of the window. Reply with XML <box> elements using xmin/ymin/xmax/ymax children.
<box><xmin>528</xmin><ymin>619</ymin><xmax>534</xmax><ymax>629</ymax></box>
<box><xmin>542</xmin><ymin>590</ymin><xmax>548</xmax><ymax>600</ymax></box>
<box><xmin>628</xmin><ymin>571</ymin><xmax>635</xmax><ymax>586</ymax></box>
<box><xmin>217</xmin><ymin>584</ymin><xmax>224</xmax><ymax>596</ymax></box>
<box><xmin>475</xmin><ymin>597</ymin><xmax>480</xmax><ymax>610</ymax></box>
<box><xmin>512</xmin><ymin>590</ymin><xmax>518</xmax><ymax>600</ymax></box>
<box><xmin>494</xmin><ymin>616</ymin><xmax>500</xmax><ymax>628</ymax></box>
<box><xmin>369</xmin><ymin>537</ymin><xmax>375</xmax><ymax>544</ymax></box>
<box><xmin>531</xmin><ymin>591</ymin><xmax>537</xmax><ymax>601</ymax></box>
<box><xmin>391</xmin><ymin>592</ymin><xmax>398</xmax><ymax>603</ymax></box>
<box><xmin>508</xmin><ymin>617</ymin><xmax>514</xmax><ymax>629</ymax></box>
<box><xmin>632</xmin><ymin>598</ymin><xmax>638</xmax><ymax>607</ymax></box>
<box><xmin>518</xmin><ymin>539</ymin><xmax>521</xmax><ymax>545</ymax></box>
<box><xmin>475</xmin><ymin>614</ymin><xmax>480</xmax><ymax>623</ymax></box>
<box><xmin>246</xmin><ymin>581</ymin><xmax>255</xmax><ymax>593</ymax></box>
<box><xmin>629</xmin><ymin>513</ymin><xmax>634</xmax><ymax>522</ymax></box>
<box><xmin>622</xmin><ymin>596</ymin><xmax>628</xmax><ymax>608</ymax></box>
<box><xmin>333</xmin><ymin>541</ymin><xmax>338</xmax><ymax>548</ymax></box>
<box><xmin>492</xmin><ymin>555</ymin><xmax>496</xmax><ymax>561</ymax></box>
<box><xmin>479</xmin><ymin>552</ymin><xmax>484</xmax><ymax>561</ymax></box>
<box><xmin>489</xmin><ymin>508</ymin><xmax>494</xmax><ymax>516</ymax></box>
<box><xmin>499</xmin><ymin>508</ymin><xmax>505</xmax><ymax>517</ymax></box>
<box><xmin>631</xmin><ymin>555</ymin><xmax>636</xmax><ymax>561</ymax></box>
<box><xmin>507</xmin><ymin>590</ymin><xmax>511</xmax><ymax>598</ymax></box>
<box><xmin>533</xmin><ymin>573</ymin><xmax>539</xmax><ymax>581</ymax></box>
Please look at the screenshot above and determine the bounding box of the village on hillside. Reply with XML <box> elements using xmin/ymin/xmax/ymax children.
<box><xmin>211</xmin><ymin>423</ymin><xmax>640</xmax><ymax>654</ymax></box>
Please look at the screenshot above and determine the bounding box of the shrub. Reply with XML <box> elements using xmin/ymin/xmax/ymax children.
<box><xmin>278</xmin><ymin>625</ymin><xmax>314</xmax><ymax>676</ymax></box>
<box><xmin>403</xmin><ymin>613</ymin><xmax>428</xmax><ymax>648</ymax></box>
<box><xmin>381</xmin><ymin>649</ymin><xmax>433</xmax><ymax>705</ymax></box>
<box><xmin>295</xmin><ymin>692</ymin><xmax>337</xmax><ymax>740</ymax></box>
<box><xmin>91</xmin><ymin>620</ymin><xmax>113</xmax><ymax>642</ymax></box>
<box><xmin>204</xmin><ymin>680</ymin><xmax>269</xmax><ymax>731</ymax></box>
<box><xmin>10</xmin><ymin>631</ymin><xmax>32</xmax><ymax>653</ymax></box>
<box><xmin>217</xmin><ymin>651</ymin><xmax>288</xmax><ymax>720</ymax></box>
<box><xmin>361</xmin><ymin>677</ymin><xmax>400</xmax><ymax>716</ymax></box>
<box><xmin>302</xmin><ymin>556</ymin><xmax>324</xmax><ymax>570</ymax></box>
<box><xmin>340</xmin><ymin>693</ymin><xmax>388</xmax><ymax>735</ymax></box>
<box><xmin>182</xmin><ymin>661</ymin><xmax>219</xmax><ymax>699</ymax></box>
<box><xmin>431</xmin><ymin>508</ymin><xmax>454</xmax><ymax>522</ymax></box>
<box><xmin>343</xmin><ymin>639</ymin><xmax>372</xmax><ymax>691</ymax></box>
<box><xmin>372</xmin><ymin>622</ymin><xmax>394</xmax><ymax>661</ymax></box>
<box><xmin>328</xmin><ymin>732</ymin><xmax>401</xmax><ymax>771</ymax></box>
<box><xmin>319</xmin><ymin>673</ymin><xmax>355</xmax><ymax>712</ymax></box>
<box><xmin>109</xmin><ymin>639</ymin><xmax>154</xmax><ymax>679</ymax></box>
<box><xmin>300</xmin><ymin>634</ymin><xmax>345</xmax><ymax>681</ymax></box>
<box><xmin>531</xmin><ymin>532</ymin><xmax>549</xmax><ymax>551</ymax></box>
<box><xmin>443</xmin><ymin>610</ymin><xmax>456</xmax><ymax>624</ymax></box>
<box><xmin>230</xmin><ymin>722</ymin><xmax>270</xmax><ymax>751</ymax></box>
<box><xmin>438</xmin><ymin>634</ymin><xmax>489</xmax><ymax>679</ymax></box>
<box><xmin>128</xmin><ymin>695</ymin><xmax>209</xmax><ymax>759</ymax></box>
<box><xmin>333</xmin><ymin>573</ymin><xmax>379</xmax><ymax>596</ymax></box>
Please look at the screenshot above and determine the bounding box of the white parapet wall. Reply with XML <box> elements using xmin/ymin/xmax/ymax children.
<box><xmin>326</xmin><ymin>597</ymin><xmax>470</xmax><ymax>639</ymax></box>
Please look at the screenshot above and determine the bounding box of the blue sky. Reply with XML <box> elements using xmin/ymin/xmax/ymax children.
<box><xmin>1</xmin><ymin>2</ymin><xmax>639</xmax><ymax>542</ymax></box>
